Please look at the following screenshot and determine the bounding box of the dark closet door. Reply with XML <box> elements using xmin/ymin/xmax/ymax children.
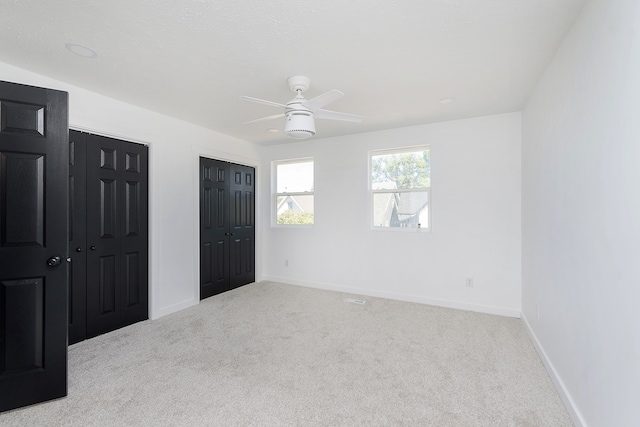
<box><xmin>200</xmin><ymin>157</ymin><xmax>230</xmax><ymax>298</ymax></box>
<box><xmin>119</xmin><ymin>139</ymin><xmax>148</xmax><ymax>326</ymax></box>
<box><xmin>229</xmin><ymin>164</ymin><xmax>255</xmax><ymax>289</ymax></box>
<box><xmin>68</xmin><ymin>130</ymin><xmax>87</xmax><ymax>345</ymax></box>
<box><xmin>200</xmin><ymin>158</ymin><xmax>254</xmax><ymax>299</ymax></box>
<box><xmin>86</xmin><ymin>134</ymin><xmax>148</xmax><ymax>338</ymax></box>
<box><xmin>0</xmin><ymin>81</ymin><xmax>69</xmax><ymax>411</ymax></box>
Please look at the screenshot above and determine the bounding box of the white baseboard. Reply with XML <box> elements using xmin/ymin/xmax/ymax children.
<box><xmin>150</xmin><ymin>298</ymin><xmax>198</xmax><ymax>320</ymax></box>
<box><xmin>521</xmin><ymin>313</ymin><xmax>587</xmax><ymax>427</ymax></box>
<box><xmin>261</xmin><ymin>275</ymin><xmax>521</xmax><ymax>318</ymax></box>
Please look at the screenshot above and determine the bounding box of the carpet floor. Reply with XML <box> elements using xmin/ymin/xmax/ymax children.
<box><xmin>1</xmin><ymin>281</ymin><xmax>572</xmax><ymax>426</ymax></box>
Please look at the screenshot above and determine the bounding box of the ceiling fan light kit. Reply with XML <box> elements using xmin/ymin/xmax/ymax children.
<box><xmin>285</xmin><ymin>111</ymin><xmax>316</xmax><ymax>139</ymax></box>
<box><xmin>241</xmin><ymin>76</ymin><xmax>363</xmax><ymax>140</ymax></box>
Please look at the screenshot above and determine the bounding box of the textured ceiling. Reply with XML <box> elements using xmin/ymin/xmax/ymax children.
<box><xmin>0</xmin><ymin>0</ymin><xmax>586</xmax><ymax>146</ymax></box>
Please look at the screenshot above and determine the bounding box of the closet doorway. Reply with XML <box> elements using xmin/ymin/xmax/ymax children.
<box><xmin>199</xmin><ymin>157</ymin><xmax>255</xmax><ymax>299</ymax></box>
<box><xmin>68</xmin><ymin>130</ymin><xmax>149</xmax><ymax>344</ymax></box>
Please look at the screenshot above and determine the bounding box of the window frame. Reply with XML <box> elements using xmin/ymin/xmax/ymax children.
<box><xmin>272</xmin><ymin>157</ymin><xmax>315</xmax><ymax>227</ymax></box>
<box><xmin>369</xmin><ymin>145</ymin><xmax>431</xmax><ymax>232</ymax></box>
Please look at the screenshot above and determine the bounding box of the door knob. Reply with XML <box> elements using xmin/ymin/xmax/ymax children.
<box><xmin>47</xmin><ymin>256</ymin><xmax>62</xmax><ymax>267</ymax></box>
<box><xmin>66</xmin><ymin>257</ymin><xmax>72</xmax><ymax>263</ymax></box>
<box><xmin>76</xmin><ymin>247</ymin><xmax>83</xmax><ymax>252</ymax></box>
<box><xmin>90</xmin><ymin>246</ymin><xmax>96</xmax><ymax>250</ymax></box>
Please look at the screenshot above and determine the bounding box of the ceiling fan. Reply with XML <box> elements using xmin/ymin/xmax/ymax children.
<box><xmin>240</xmin><ymin>76</ymin><xmax>363</xmax><ymax>139</ymax></box>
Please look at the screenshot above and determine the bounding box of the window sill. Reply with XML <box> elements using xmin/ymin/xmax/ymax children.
<box><xmin>370</xmin><ymin>226</ymin><xmax>431</xmax><ymax>233</ymax></box>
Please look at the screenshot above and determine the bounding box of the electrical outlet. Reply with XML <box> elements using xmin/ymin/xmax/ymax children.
<box><xmin>465</xmin><ymin>277</ymin><xmax>474</xmax><ymax>288</ymax></box>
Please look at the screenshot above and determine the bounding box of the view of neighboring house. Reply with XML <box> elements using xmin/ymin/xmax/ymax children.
<box><xmin>276</xmin><ymin>194</ymin><xmax>315</xmax><ymax>224</ymax></box>
<box><xmin>276</xmin><ymin>195</ymin><xmax>314</xmax><ymax>216</ymax></box>
<box><xmin>372</xmin><ymin>182</ymin><xmax>429</xmax><ymax>228</ymax></box>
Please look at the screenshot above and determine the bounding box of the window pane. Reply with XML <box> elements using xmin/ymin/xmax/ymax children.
<box><xmin>371</xmin><ymin>149</ymin><xmax>430</xmax><ymax>190</ymax></box>
<box><xmin>277</xmin><ymin>161</ymin><xmax>314</xmax><ymax>193</ymax></box>
<box><xmin>372</xmin><ymin>191</ymin><xmax>428</xmax><ymax>228</ymax></box>
<box><xmin>276</xmin><ymin>194</ymin><xmax>314</xmax><ymax>225</ymax></box>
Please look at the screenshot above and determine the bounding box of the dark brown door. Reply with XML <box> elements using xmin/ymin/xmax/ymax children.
<box><xmin>68</xmin><ymin>130</ymin><xmax>87</xmax><ymax>345</ymax></box>
<box><xmin>200</xmin><ymin>157</ymin><xmax>230</xmax><ymax>298</ymax></box>
<box><xmin>200</xmin><ymin>158</ymin><xmax>254</xmax><ymax>299</ymax></box>
<box><xmin>86</xmin><ymin>134</ymin><xmax>148</xmax><ymax>338</ymax></box>
<box><xmin>0</xmin><ymin>81</ymin><xmax>69</xmax><ymax>411</ymax></box>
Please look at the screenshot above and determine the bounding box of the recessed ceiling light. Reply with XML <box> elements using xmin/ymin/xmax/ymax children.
<box><xmin>439</xmin><ymin>97</ymin><xmax>455</xmax><ymax>105</ymax></box>
<box><xmin>65</xmin><ymin>43</ymin><xmax>98</xmax><ymax>59</ymax></box>
<box><xmin>267</xmin><ymin>128</ymin><xmax>280</xmax><ymax>133</ymax></box>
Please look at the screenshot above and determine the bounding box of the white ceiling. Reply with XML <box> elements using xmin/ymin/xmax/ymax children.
<box><xmin>0</xmin><ymin>0</ymin><xmax>586</xmax><ymax>146</ymax></box>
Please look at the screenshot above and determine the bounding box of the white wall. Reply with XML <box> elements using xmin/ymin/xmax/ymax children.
<box><xmin>261</xmin><ymin>113</ymin><xmax>522</xmax><ymax>317</ymax></box>
<box><xmin>0</xmin><ymin>61</ymin><xmax>263</xmax><ymax>320</ymax></box>
<box><xmin>522</xmin><ymin>0</ymin><xmax>640</xmax><ymax>425</ymax></box>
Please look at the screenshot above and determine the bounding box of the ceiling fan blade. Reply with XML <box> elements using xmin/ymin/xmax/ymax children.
<box><xmin>302</xmin><ymin>90</ymin><xmax>344</xmax><ymax>111</ymax></box>
<box><xmin>240</xmin><ymin>96</ymin><xmax>287</xmax><ymax>108</ymax></box>
<box><xmin>314</xmin><ymin>109</ymin><xmax>363</xmax><ymax>122</ymax></box>
<box><xmin>243</xmin><ymin>113</ymin><xmax>285</xmax><ymax>125</ymax></box>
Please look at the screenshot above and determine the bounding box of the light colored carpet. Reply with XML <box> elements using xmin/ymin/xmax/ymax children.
<box><xmin>1</xmin><ymin>281</ymin><xmax>572</xmax><ymax>426</ymax></box>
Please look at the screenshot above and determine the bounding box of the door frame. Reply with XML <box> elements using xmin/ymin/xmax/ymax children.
<box><xmin>193</xmin><ymin>149</ymin><xmax>260</xmax><ymax>302</ymax></box>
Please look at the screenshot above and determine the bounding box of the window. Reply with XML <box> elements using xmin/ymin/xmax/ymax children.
<box><xmin>370</xmin><ymin>146</ymin><xmax>430</xmax><ymax>230</ymax></box>
<box><xmin>274</xmin><ymin>158</ymin><xmax>314</xmax><ymax>225</ymax></box>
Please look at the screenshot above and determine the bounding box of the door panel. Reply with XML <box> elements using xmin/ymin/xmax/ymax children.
<box><xmin>233</xmin><ymin>164</ymin><xmax>255</xmax><ymax>288</ymax></box>
<box><xmin>228</xmin><ymin>164</ymin><xmax>244</xmax><ymax>289</ymax></box>
<box><xmin>0</xmin><ymin>100</ymin><xmax>45</xmax><ymax>136</ymax></box>
<box><xmin>1</xmin><ymin>277</ymin><xmax>44</xmax><ymax>372</ymax></box>
<box><xmin>125</xmin><ymin>252</ymin><xmax>140</xmax><ymax>307</ymax></box>
<box><xmin>125</xmin><ymin>181</ymin><xmax>140</xmax><ymax>236</ymax></box>
<box><xmin>120</xmin><ymin>141</ymin><xmax>147</xmax><ymax>326</ymax></box>
<box><xmin>1</xmin><ymin>153</ymin><xmax>45</xmax><ymax>246</ymax></box>
<box><xmin>244</xmin><ymin>236</ymin><xmax>254</xmax><ymax>275</ymax></box>
<box><xmin>200</xmin><ymin>157</ymin><xmax>230</xmax><ymax>299</ymax></box>
<box><xmin>87</xmin><ymin>136</ymin><xmax>121</xmax><ymax>336</ymax></box>
<box><xmin>0</xmin><ymin>80</ymin><xmax>68</xmax><ymax>412</ymax></box>
<box><xmin>68</xmin><ymin>130</ymin><xmax>87</xmax><ymax>345</ymax></box>
<box><xmin>100</xmin><ymin>255</ymin><xmax>118</xmax><ymax>313</ymax></box>
<box><xmin>86</xmin><ymin>134</ymin><xmax>148</xmax><ymax>338</ymax></box>
<box><xmin>243</xmin><ymin>166</ymin><xmax>255</xmax><ymax>284</ymax></box>
<box><xmin>213</xmin><ymin>240</ymin><xmax>227</xmax><ymax>284</ymax></box>
<box><xmin>231</xmin><ymin>237</ymin><xmax>242</xmax><ymax>274</ymax></box>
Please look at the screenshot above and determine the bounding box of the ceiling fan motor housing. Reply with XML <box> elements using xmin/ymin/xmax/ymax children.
<box><xmin>285</xmin><ymin>111</ymin><xmax>315</xmax><ymax>139</ymax></box>
<box><xmin>287</xmin><ymin>76</ymin><xmax>311</xmax><ymax>93</ymax></box>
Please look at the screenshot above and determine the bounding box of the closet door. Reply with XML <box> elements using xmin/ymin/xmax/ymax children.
<box><xmin>86</xmin><ymin>136</ymin><xmax>121</xmax><ymax>336</ymax></box>
<box><xmin>200</xmin><ymin>157</ymin><xmax>230</xmax><ymax>299</ymax></box>
<box><xmin>200</xmin><ymin>158</ymin><xmax>255</xmax><ymax>299</ymax></box>
<box><xmin>120</xmin><ymin>140</ymin><xmax>148</xmax><ymax>326</ymax></box>
<box><xmin>68</xmin><ymin>130</ymin><xmax>87</xmax><ymax>345</ymax></box>
<box><xmin>242</xmin><ymin>165</ymin><xmax>256</xmax><ymax>285</ymax></box>
<box><xmin>229</xmin><ymin>164</ymin><xmax>255</xmax><ymax>289</ymax></box>
<box><xmin>86</xmin><ymin>134</ymin><xmax>148</xmax><ymax>338</ymax></box>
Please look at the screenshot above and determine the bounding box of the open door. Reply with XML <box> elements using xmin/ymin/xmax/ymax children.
<box><xmin>0</xmin><ymin>81</ymin><xmax>69</xmax><ymax>412</ymax></box>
